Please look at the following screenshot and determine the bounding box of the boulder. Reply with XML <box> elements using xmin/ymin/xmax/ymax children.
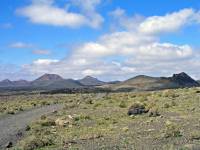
<box><xmin>128</xmin><ymin>103</ymin><xmax>148</xmax><ymax>116</ymax></box>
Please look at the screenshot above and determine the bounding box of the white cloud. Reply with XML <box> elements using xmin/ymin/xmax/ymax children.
<box><xmin>110</xmin><ymin>8</ymin><xmax>144</xmax><ymax>30</ymax></box>
<box><xmin>139</xmin><ymin>8</ymin><xmax>200</xmax><ymax>34</ymax></box>
<box><xmin>70</xmin><ymin>0</ymin><xmax>104</xmax><ymax>28</ymax></box>
<box><xmin>17</xmin><ymin>0</ymin><xmax>103</xmax><ymax>28</ymax></box>
<box><xmin>9</xmin><ymin>42</ymin><xmax>33</xmax><ymax>48</ymax></box>
<box><xmin>4</xmin><ymin>8</ymin><xmax>200</xmax><ymax>81</ymax></box>
<box><xmin>72</xmin><ymin>31</ymin><xmax>192</xmax><ymax>61</ymax></box>
<box><xmin>33</xmin><ymin>59</ymin><xmax>58</xmax><ymax>65</ymax></box>
<box><xmin>137</xmin><ymin>43</ymin><xmax>193</xmax><ymax>60</ymax></box>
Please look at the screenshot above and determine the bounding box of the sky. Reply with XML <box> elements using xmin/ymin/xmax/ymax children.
<box><xmin>0</xmin><ymin>0</ymin><xmax>200</xmax><ymax>81</ymax></box>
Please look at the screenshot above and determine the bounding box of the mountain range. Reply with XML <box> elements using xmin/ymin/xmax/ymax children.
<box><xmin>0</xmin><ymin>72</ymin><xmax>199</xmax><ymax>92</ymax></box>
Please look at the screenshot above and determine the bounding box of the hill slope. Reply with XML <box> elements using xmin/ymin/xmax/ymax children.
<box><xmin>103</xmin><ymin>72</ymin><xmax>199</xmax><ymax>91</ymax></box>
<box><xmin>30</xmin><ymin>74</ymin><xmax>83</xmax><ymax>90</ymax></box>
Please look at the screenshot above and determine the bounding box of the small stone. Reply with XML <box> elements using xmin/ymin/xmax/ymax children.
<box><xmin>68</xmin><ymin>115</ymin><xmax>73</xmax><ymax>119</ymax></box>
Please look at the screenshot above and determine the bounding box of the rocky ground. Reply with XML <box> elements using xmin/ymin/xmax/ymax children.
<box><xmin>1</xmin><ymin>88</ymin><xmax>200</xmax><ymax>149</ymax></box>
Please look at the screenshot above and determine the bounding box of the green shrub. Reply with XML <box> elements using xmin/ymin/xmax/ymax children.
<box><xmin>93</xmin><ymin>103</ymin><xmax>101</xmax><ymax>108</ymax></box>
<box><xmin>163</xmin><ymin>103</ymin><xmax>170</xmax><ymax>108</ymax></box>
<box><xmin>163</xmin><ymin>121</ymin><xmax>181</xmax><ymax>138</ymax></box>
<box><xmin>119</xmin><ymin>101</ymin><xmax>127</xmax><ymax>108</ymax></box>
<box><xmin>41</xmin><ymin>101</ymin><xmax>50</xmax><ymax>106</ymax></box>
<box><xmin>40</xmin><ymin>115</ymin><xmax>47</xmax><ymax>120</ymax></box>
<box><xmin>190</xmin><ymin>131</ymin><xmax>200</xmax><ymax>140</ymax></box>
<box><xmin>74</xmin><ymin>115</ymin><xmax>91</xmax><ymax>122</ymax></box>
<box><xmin>148</xmin><ymin>108</ymin><xmax>160</xmax><ymax>117</ymax></box>
<box><xmin>21</xmin><ymin>135</ymin><xmax>54</xmax><ymax>150</ymax></box>
<box><xmin>64</xmin><ymin>103</ymin><xmax>77</xmax><ymax>109</ymax></box>
<box><xmin>40</xmin><ymin>118</ymin><xmax>56</xmax><ymax>127</ymax></box>
<box><xmin>86</xmin><ymin>99</ymin><xmax>93</xmax><ymax>104</ymax></box>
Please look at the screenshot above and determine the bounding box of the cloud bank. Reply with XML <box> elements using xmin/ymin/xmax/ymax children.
<box><xmin>2</xmin><ymin>7</ymin><xmax>200</xmax><ymax>81</ymax></box>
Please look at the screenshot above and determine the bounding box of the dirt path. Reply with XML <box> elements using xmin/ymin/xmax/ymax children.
<box><xmin>0</xmin><ymin>104</ymin><xmax>63</xmax><ymax>149</ymax></box>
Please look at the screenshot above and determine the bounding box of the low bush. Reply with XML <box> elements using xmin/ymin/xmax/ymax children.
<box><xmin>163</xmin><ymin>121</ymin><xmax>181</xmax><ymax>138</ymax></box>
<box><xmin>190</xmin><ymin>131</ymin><xmax>200</xmax><ymax>140</ymax></box>
<box><xmin>119</xmin><ymin>101</ymin><xmax>127</xmax><ymax>108</ymax></box>
<box><xmin>40</xmin><ymin>118</ymin><xmax>56</xmax><ymax>127</ymax></box>
<box><xmin>21</xmin><ymin>135</ymin><xmax>54</xmax><ymax>150</ymax></box>
<box><xmin>148</xmin><ymin>108</ymin><xmax>160</xmax><ymax>117</ymax></box>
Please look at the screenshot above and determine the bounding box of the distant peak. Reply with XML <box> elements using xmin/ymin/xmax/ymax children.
<box><xmin>79</xmin><ymin>76</ymin><xmax>105</xmax><ymax>86</ymax></box>
<box><xmin>2</xmin><ymin>79</ymin><xmax>12</xmax><ymax>82</ymax></box>
<box><xmin>84</xmin><ymin>76</ymin><xmax>96</xmax><ymax>79</ymax></box>
<box><xmin>172</xmin><ymin>72</ymin><xmax>190</xmax><ymax>79</ymax></box>
<box><xmin>35</xmin><ymin>73</ymin><xmax>63</xmax><ymax>81</ymax></box>
<box><xmin>171</xmin><ymin>72</ymin><xmax>199</xmax><ymax>87</ymax></box>
<box><xmin>134</xmin><ymin>75</ymin><xmax>150</xmax><ymax>78</ymax></box>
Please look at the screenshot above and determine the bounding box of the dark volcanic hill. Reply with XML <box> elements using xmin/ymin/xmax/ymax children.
<box><xmin>0</xmin><ymin>74</ymin><xmax>83</xmax><ymax>91</ymax></box>
<box><xmin>33</xmin><ymin>73</ymin><xmax>63</xmax><ymax>82</ymax></box>
<box><xmin>0</xmin><ymin>79</ymin><xmax>30</xmax><ymax>87</ymax></box>
<box><xmin>31</xmin><ymin>74</ymin><xmax>83</xmax><ymax>89</ymax></box>
<box><xmin>0</xmin><ymin>79</ymin><xmax>13</xmax><ymax>87</ymax></box>
<box><xmin>102</xmin><ymin>72</ymin><xmax>199</xmax><ymax>92</ymax></box>
<box><xmin>0</xmin><ymin>72</ymin><xmax>199</xmax><ymax>92</ymax></box>
<box><xmin>169</xmin><ymin>72</ymin><xmax>199</xmax><ymax>87</ymax></box>
<box><xmin>31</xmin><ymin>74</ymin><xmax>63</xmax><ymax>86</ymax></box>
<box><xmin>78</xmin><ymin>76</ymin><xmax>105</xmax><ymax>86</ymax></box>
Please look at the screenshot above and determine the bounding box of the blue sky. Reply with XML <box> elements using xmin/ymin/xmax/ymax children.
<box><xmin>0</xmin><ymin>0</ymin><xmax>200</xmax><ymax>81</ymax></box>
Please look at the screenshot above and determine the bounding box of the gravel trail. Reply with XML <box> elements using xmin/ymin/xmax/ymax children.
<box><xmin>0</xmin><ymin>104</ymin><xmax>63</xmax><ymax>149</ymax></box>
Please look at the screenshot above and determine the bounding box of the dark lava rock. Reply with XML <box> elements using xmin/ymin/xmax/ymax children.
<box><xmin>128</xmin><ymin>103</ymin><xmax>148</xmax><ymax>116</ymax></box>
<box><xmin>5</xmin><ymin>141</ymin><xmax>13</xmax><ymax>148</ymax></box>
<box><xmin>16</xmin><ymin>131</ymin><xmax>23</xmax><ymax>137</ymax></box>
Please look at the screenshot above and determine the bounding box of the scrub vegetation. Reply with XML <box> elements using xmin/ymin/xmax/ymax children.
<box><xmin>2</xmin><ymin>87</ymin><xmax>200</xmax><ymax>149</ymax></box>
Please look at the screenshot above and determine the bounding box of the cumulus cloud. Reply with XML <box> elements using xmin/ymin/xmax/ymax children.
<box><xmin>110</xmin><ymin>8</ymin><xmax>144</xmax><ymax>30</ymax></box>
<box><xmin>139</xmin><ymin>8</ymin><xmax>200</xmax><ymax>34</ymax></box>
<box><xmin>71</xmin><ymin>31</ymin><xmax>192</xmax><ymax>61</ymax></box>
<box><xmin>17</xmin><ymin>0</ymin><xmax>103</xmax><ymax>28</ymax></box>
